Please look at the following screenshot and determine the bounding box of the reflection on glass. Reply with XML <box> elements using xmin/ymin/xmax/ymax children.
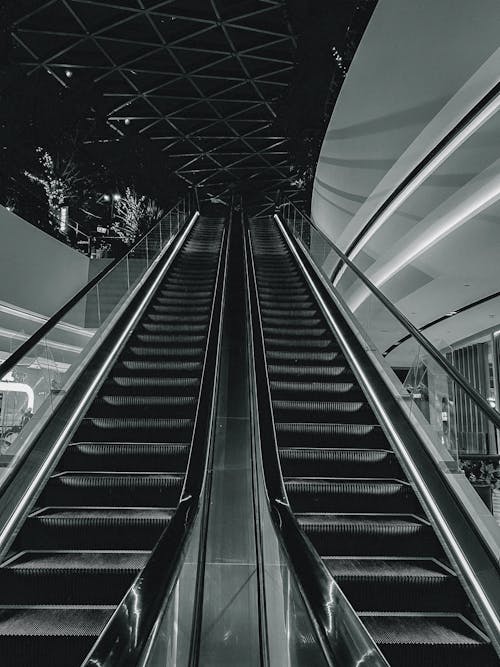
<box><xmin>140</xmin><ymin>515</ymin><xmax>201</xmax><ymax>667</ymax></box>
<box><xmin>0</xmin><ymin>199</ymin><xmax>193</xmax><ymax>486</ymax></box>
<box><xmin>280</xmin><ymin>204</ymin><xmax>500</xmax><ymax>525</ymax></box>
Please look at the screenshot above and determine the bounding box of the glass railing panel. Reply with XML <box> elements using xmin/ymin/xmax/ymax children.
<box><xmin>0</xmin><ymin>199</ymin><xmax>194</xmax><ymax>486</ymax></box>
<box><xmin>139</xmin><ymin>514</ymin><xmax>202</xmax><ymax>667</ymax></box>
<box><xmin>280</xmin><ymin>207</ymin><xmax>500</xmax><ymax>527</ymax></box>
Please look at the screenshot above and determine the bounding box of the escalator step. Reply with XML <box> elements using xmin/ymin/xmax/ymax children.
<box><xmin>263</xmin><ymin>327</ymin><xmax>328</xmax><ymax>338</ymax></box>
<box><xmin>261</xmin><ymin>306</ymin><xmax>317</xmax><ymax>315</ymax></box>
<box><xmin>75</xmin><ymin>417</ymin><xmax>193</xmax><ymax>441</ymax></box>
<box><xmin>103</xmin><ymin>376</ymin><xmax>199</xmax><ymax>391</ymax></box>
<box><xmin>16</xmin><ymin>508</ymin><xmax>174</xmax><ymax>550</ymax></box>
<box><xmin>115</xmin><ymin>360</ymin><xmax>203</xmax><ymax>375</ymax></box>
<box><xmin>279</xmin><ymin>448</ymin><xmax>400</xmax><ymax>477</ymax></box>
<box><xmin>266</xmin><ymin>350</ymin><xmax>343</xmax><ymax>363</ymax></box>
<box><xmin>286</xmin><ymin>477</ymin><xmax>418</xmax><ymax>513</ymax></box>
<box><xmin>265</xmin><ymin>337</ymin><xmax>333</xmax><ymax>350</ymax></box>
<box><xmin>262</xmin><ymin>316</ymin><xmax>323</xmax><ymax>327</ymax></box>
<box><xmin>323</xmin><ymin>558</ymin><xmax>464</xmax><ymax>612</ymax></box>
<box><xmin>132</xmin><ymin>333</ymin><xmax>206</xmax><ymax>345</ymax></box>
<box><xmin>59</xmin><ymin>442</ymin><xmax>190</xmax><ymax>472</ymax></box>
<box><xmin>146</xmin><ymin>308</ymin><xmax>208</xmax><ymax>320</ymax></box>
<box><xmin>39</xmin><ymin>472</ymin><xmax>184</xmax><ymax>506</ymax></box>
<box><xmin>273</xmin><ymin>399</ymin><xmax>374</xmax><ymax>422</ymax></box>
<box><xmin>0</xmin><ymin>551</ymin><xmax>149</xmax><ymax>604</ymax></box>
<box><xmin>276</xmin><ymin>422</ymin><xmax>387</xmax><ymax>448</ymax></box>
<box><xmin>90</xmin><ymin>395</ymin><xmax>197</xmax><ymax>417</ymax></box>
<box><xmin>259</xmin><ymin>294</ymin><xmax>312</xmax><ymax>304</ymax></box>
<box><xmin>270</xmin><ymin>380</ymin><xmax>363</xmax><ymax>401</ymax></box>
<box><xmin>125</xmin><ymin>346</ymin><xmax>204</xmax><ymax>358</ymax></box>
<box><xmin>297</xmin><ymin>513</ymin><xmax>440</xmax><ymax>556</ymax></box>
<box><xmin>361</xmin><ymin>615</ymin><xmax>496</xmax><ymax>667</ymax></box>
<box><xmin>268</xmin><ymin>364</ymin><xmax>353</xmax><ymax>381</ymax></box>
<box><xmin>0</xmin><ymin>607</ymin><xmax>114</xmax><ymax>667</ymax></box>
<box><xmin>139</xmin><ymin>322</ymin><xmax>207</xmax><ymax>333</ymax></box>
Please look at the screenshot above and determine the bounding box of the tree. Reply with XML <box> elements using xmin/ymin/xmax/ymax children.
<box><xmin>24</xmin><ymin>147</ymin><xmax>82</xmax><ymax>227</ymax></box>
<box><xmin>112</xmin><ymin>187</ymin><xmax>164</xmax><ymax>245</ymax></box>
<box><xmin>112</xmin><ymin>187</ymin><xmax>144</xmax><ymax>245</ymax></box>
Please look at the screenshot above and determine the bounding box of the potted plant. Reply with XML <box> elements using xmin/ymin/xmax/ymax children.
<box><xmin>460</xmin><ymin>458</ymin><xmax>500</xmax><ymax>512</ymax></box>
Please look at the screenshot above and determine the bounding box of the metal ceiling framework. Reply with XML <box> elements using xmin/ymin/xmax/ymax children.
<box><xmin>10</xmin><ymin>0</ymin><xmax>300</xmax><ymax>200</ymax></box>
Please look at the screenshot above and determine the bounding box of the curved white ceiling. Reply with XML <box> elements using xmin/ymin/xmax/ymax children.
<box><xmin>312</xmin><ymin>0</ymin><xmax>500</xmax><ymax>357</ymax></box>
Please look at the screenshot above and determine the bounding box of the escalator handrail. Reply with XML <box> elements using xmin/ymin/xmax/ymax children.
<box><xmin>281</xmin><ymin>200</ymin><xmax>500</xmax><ymax>431</ymax></box>
<box><xmin>0</xmin><ymin>197</ymin><xmax>192</xmax><ymax>382</ymax></box>
<box><xmin>82</xmin><ymin>217</ymin><xmax>230</xmax><ymax>666</ymax></box>
<box><xmin>274</xmin><ymin>212</ymin><xmax>500</xmax><ymax>657</ymax></box>
<box><xmin>243</xmin><ymin>216</ymin><xmax>390</xmax><ymax>667</ymax></box>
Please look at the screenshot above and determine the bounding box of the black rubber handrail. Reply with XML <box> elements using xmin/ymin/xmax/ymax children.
<box><xmin>281</xmin><ymin>201</ymin><xmax>500</xmax><ymax>431</ymax></box>
<box><xmin>0</xmin><ymin>198</ymin><xmax>191</xmax><ymax>381</ymax></box>
<box><xmin>82</xmin><ymin>216</ymin><xmax>230</xmax><ymax>666</ymax></box>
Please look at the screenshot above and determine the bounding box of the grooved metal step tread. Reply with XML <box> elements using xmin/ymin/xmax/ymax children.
<box><xmin>139</xmin><ymin>323</ymin><xmax>207</xmax><ymax>333</ymax></box>
<box><xmin>59</xmin><ymin>442</ymin><xmax>190</xmax><ymax>472</ymax></box>
<box><xmin>266</xmin><ymin>350</ymin><xmax>343</xmax><ymax>363</ymax></box>
<box><xmin>276</xmin><ymin>421</ymin><xmax>386</xmax><ymax>447</ymax></box>
<box><xmin>324</xmin><ymin>557</ymin><xmax>452</xmax><ymax>580</ymax></box>
<box><xmin>360</xmin><ymin>614</ymin><xmax>490</xmax><ymax>645</ymax></box>
<box><xmin>264</xmin><ymin>327</ymin><xmax>328</xmax><ymax>338</ymax></box>
<box><xmin>132</xmin><ymin>334</ymin><xmax>206</xmax><ymax>345</ymax></box>
<box><xmin>104</xmin><ymin>376</ymin><xmax>199</xmax><ymax>389</ymax></box>
<box><xmin>42</xmin><ymin>472</ymin><xmax>184</xmax><ymax>504</ymax></box>
<box><xmin>262</xmin><ymin>317</ymin><xmax>322</xmax><ymax>327</ymax></box>
<box><xmin>3</xmin><ymin>551</ymin><xmax>149</xmax><ymax>571</ymax></box>
<box><xmin>265</xmin><ymin>337</ymin><xmax>333</xmax><ymax>350</ymax></box>
<box><xmin>271</xmin><ymin>380</ymin><xmax>357</xmax><ymax>393</ymax></box>
<box><xmin>279</xmin><ymin>448</ymin><xmax>399</xmax><ymax>477</ymax></box>
<box><xmin>287</xmin><ymin>478</ymin><xmax>417</xmax><ymax>512</ymax></box>
<box><xmin>0</xmin><ymin>607</ymin><xmax>114</xmax><ymax>635</ymax></box>
<box><xmin>93</xmin><ymin>395</ymin><xmax>197</xmax><ymax>409</ymax></box>
<box><xmin>268</xmin><ymin>364</ymin><xmax>352</xmax><ymax>379</ymax></box>
<box><xmin>116</xmin><ymin>360</ymin><xmax>202</xmax><ymax>374</ymax></box>
<box><xmin>125</xmin><ymin>346</ymin><xmax>204</xmax><ymax>358</ymax></box>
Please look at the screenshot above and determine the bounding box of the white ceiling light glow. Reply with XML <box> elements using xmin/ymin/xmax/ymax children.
<box><xmin>333</xmin><ymin>91</ymin><xmax>500</xmax><ymax>287</ymax></box>
<box><xmin>346</xmin><ymin>162</ymin><xmax>500</xmax><ymax>312</ymax></box>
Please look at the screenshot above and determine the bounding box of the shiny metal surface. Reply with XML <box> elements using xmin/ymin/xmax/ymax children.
<box><xmin>197</xmin><ymin>212</ymin><xmax>262</xmax><ymax>666</ymax></box>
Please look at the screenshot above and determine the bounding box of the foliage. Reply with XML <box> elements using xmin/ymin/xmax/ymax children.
<box><xmin>24</xmin><ymin>147</ymin><xmax>82</xmax><ymax>225</ymax></box>
<box><xmin>460</xmin><ymin>458</ymin><xmax>500</xmax><ymax>489</ymax></box>
<box><xmin>112</xmin><ymin>187</ymin><xmax>144</xmax><ymax>245</ymax></box>
<box><xmin>111</xmin><ymin>187</ymin><xmax>164</xmax><ymax>245</ymax></box>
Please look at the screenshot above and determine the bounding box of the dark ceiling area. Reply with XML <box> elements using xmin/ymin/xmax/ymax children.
<box><xmin>1</xmin><ymin>0</ymin><xmax>375</xmax><ymax>210</ymax></box>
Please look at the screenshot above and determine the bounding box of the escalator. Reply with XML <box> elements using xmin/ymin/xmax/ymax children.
<box><xmin>248</xmin><ymin>218</ymin><xmax>499</xmax><ymax>667</ymax></box>
<box><xmin>0</xmin><ymin>216</ymin><xmax>225</xmax><ymax>665</ymax></box>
